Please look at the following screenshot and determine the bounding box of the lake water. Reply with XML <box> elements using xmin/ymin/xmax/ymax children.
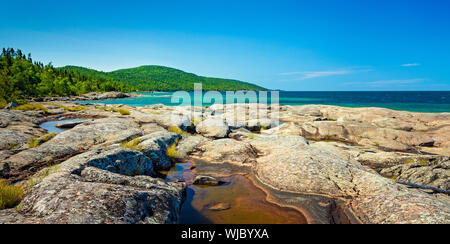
<box><xmin>78</xmin><ymin>91</ymin><xmax>450</xmax><ymax>113</ymax></box>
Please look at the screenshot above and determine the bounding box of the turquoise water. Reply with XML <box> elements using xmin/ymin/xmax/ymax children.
<box><xmin>78</xmin><ymin>91</ymin><xmax>450</xmax><ymax>113</ymax></box>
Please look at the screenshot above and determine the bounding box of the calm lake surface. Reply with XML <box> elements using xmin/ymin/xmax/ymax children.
<box><xmin>78</xmin><ymin>91</ymin><xmax>450</xmax><ymax>113</ymax></box>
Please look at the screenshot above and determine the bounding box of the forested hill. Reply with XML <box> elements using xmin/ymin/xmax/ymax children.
<box><xmin>0</xmin><ymin>48</ymin><xmax>132</xmax><ymax>105</ymax></box>
<box><xmin>60</xmin><ymin>65</ymin><xmax>266</xmax><ymax>91</ymax></box>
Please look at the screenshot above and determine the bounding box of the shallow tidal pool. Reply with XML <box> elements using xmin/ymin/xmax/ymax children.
<box><xmin>161</xmin><ymin>162</ymin><xmax>307</xmax><ymax>224</ymax></box>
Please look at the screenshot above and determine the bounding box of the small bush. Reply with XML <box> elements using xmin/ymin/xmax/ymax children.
<box><xmin>121</xmin><ymin>138</ymin><xmax>142</xmax><ymax>151</ymax></box>
<box><xmin>166</xmin><ymin>139</ymin><xmax>179</xmax><ymax>158</ymax></box>
<box><xmin>168</xmin><ymin>126</ymin><xmax>190</xmax><ymax>136</ymax></box>
<box><xmin>15</xmin><ymin>104</ymin><xmax>48</xmax><ymax>113</ymax></box>
<box><xmin>29</xmin><ymin>133</ymin><xmax>57</xmax><ymax>148</ymax></box>
<box><xmin>117</xmin><ymin>109</ymin><xmax>130</xmax><ymax>115</ymax></box>
<box><xmin>0</xmin><ymin>180</ymin><xmax>24</xmax><ymax>210</ymax></box>
<box><xmin>51</xmin><ymin>104</ymin><xmax>86</xmax><ymax>112</ymax></box>
<box><xmin>95</xmin><ymin>106</ymin><xmax>109</xmax><ymax>111</ymax></box>
<box><xmin>69</xmin><ymin>105</ymin><xmax>86</xmax><ymax>112</ymax></box>
<box><xmin>109</xmin><ymin>108</ymin><xmax>130</xmax><ymax>115</ymax></box>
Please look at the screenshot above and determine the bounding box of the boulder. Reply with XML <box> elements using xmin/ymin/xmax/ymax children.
<box><xmin>55</xmin><ymin>120</ymin><xmax>88</xmax><ymax>129</ymax></box>
<box><xmin>138</xmin><ymin>131</ymin><xmax>181</xmax><ymax>170</ymax></box>
<box><xmin>192</xmin><ymin>139</ymin><xmax>258</xmax><ymax>166</ymax></box>
<box><xmin>0</xmin><ymin>129</ymin><xmax>31</xmax><ymax>150</ymax></box>
<box><xmin>196</xmin><ymin>118</ymin><xmax>229</xmax><ymax>138</ymax></box>
<box><xmin>206</xmin><ymin>202</ymin><xmax>231</xmax><ymax>211</ymax></box>
<box><xmin>193</xmin><ymin>175</ymin><xmax>225</xmax><ymax>186</ymax></box>
<box><xmin>175</xmin><ymin>135</ymin><xmax>208</xmax><ymax>159</ymax></box>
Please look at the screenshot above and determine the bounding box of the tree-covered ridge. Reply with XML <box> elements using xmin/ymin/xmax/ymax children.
<box><xmin>0</xmin><ymin>48</ymin><xmax>132</xmax><ymax>104</ymax></box>
<box><xmin>61</xmin><ymin>65</ymin><xmax>266</xmax><ymax>91</ymax></box>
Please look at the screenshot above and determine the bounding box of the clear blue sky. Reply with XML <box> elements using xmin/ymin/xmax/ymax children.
<box><xmin>1</xmin><ymin>0</ymin><xmax>449</xmax><ymax>91</ymax></box>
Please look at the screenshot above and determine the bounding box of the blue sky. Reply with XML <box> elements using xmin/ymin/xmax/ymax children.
<box><xmin>1</xmin><ymin>0</ymin><xmax>449</xmax><ymax>91</ymax></box>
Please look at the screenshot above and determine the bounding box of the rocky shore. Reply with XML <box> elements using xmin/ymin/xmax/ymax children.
<box><xmin>29</xmin><ymin>91</ymin><xmax>135</xmax><ymax>102</ymax></box>
<box><xmin>0</xmin><ymin>99</ymin><xmax>449</xmax><ymax>224</ymax></box>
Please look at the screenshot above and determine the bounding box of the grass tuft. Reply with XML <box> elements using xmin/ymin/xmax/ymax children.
<box><xmin>168</xmin><ymin>126</ymin><xmax>190</xmax><ymax>136</ymax></box>
<box><xmin>418</xmin><ymin>159</ymin><xmax>428</xmax><ymax>166</ymax></box>
<box><xmin>15</xmin><ymin>104</ymin><xmax>48</xmax><ymax>113</ymax></box>
<box><xmin>120</xmin><ymin>137</ymin><xmax>142</xmax><ymax>151</ymax></box>
<box><xmin>28</xmin><ymin>133</ymin><xmax>57</xmax><ymax>148</ymax></box>
<box><xmin>0</xmin><ymin>180</ymin><xmax>24</xmax><ymax>210</ymax></box>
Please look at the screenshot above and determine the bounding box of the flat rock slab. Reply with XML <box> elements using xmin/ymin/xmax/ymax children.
<box><xmin>2</xmin><ymin>118</ymin><xmax>143</xmax><ymax>180</ymax></box>
<box><xmin>251</xmin><ymin>134</ymin><xmax>450</xmax><ymax>224</ymax></box>
<box><xmin>0</xmin><ymin>146</ymin><xmax>185</xmax><ymax>224</ymax></box>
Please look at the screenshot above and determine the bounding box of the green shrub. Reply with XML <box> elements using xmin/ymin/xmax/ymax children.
<box><xmin>95</xmin><ymin>106</ymin><xmax>109</xmax><ymax>111</ymax></box>
<box><xmin>15</xmin><ymin>104</ymin><xmax>48</xmax><ymax>113</ymax></box>
<box><xmin>117</xmin><ymin>109</ymin><xmax>130</xmax><ymax>115</ymax></box>
<box><xmin>168</xmin><ymin>126</ymin><xmax>190</xmax><ymax>136</ymax></box>
<box><xmin>109</xmin><ymin>108</ymin><xmax>130</xmax><ymax>115</ymax></box>
<box><xmin>120</xmin><ymin>138</ymin><xmax>142</xmax><ymax>151</ymax></box>
<box><xmin>0</xmin><ymin>180</ymin><xmax>24</xmax><ymax>210</ymax></box>
<box><xmin>29</xmin><ymin>133</ymin><xmax>56</xmax><ymax>148</ymax></box>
